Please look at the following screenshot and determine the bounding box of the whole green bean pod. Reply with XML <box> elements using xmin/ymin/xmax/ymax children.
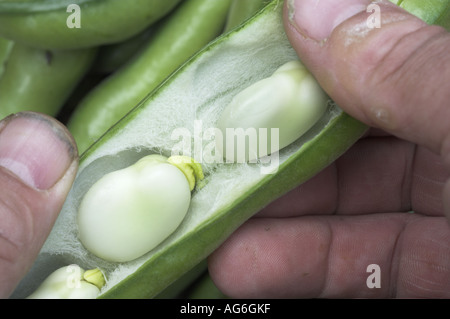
<box><xmin>0</xmin><ymin>37</ymin><xmax>13</xmax><ymax>78</ymax></box>
<box><xmin>390</xmin><ymin>0</ymin><xmax>450</xmax><ymax>30</ymax></box>
<box><xmin>0</xmin><ymin>43</ymin><xmax>96</xmax><ymax>120</ymax></box>
<box><xmin>185</xmin><ymin>272</ymin><xmax>227</xmax><ymax>299</ymax></box>
<box><xmin>68</xmin><ymin>0</ymin><xmax>232</xmax><ymax>153</ymax></box>
<box><xmin>0</xmin><ymin>0</ymin><xmax>181</xmax><ymax>50</ymax></box>
<box><xmin>93</xmin><ymin>26</ymin><xmax>155</xmax><ymax>75</ymax></box>
<box><xmin>224</xmin><ymin>0</ymin><xmax>271</xmax><ymax>32</ymax></box>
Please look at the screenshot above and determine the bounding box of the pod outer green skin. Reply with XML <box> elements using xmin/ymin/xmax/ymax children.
<box><xmin>93</xmin><ymin>26</ymin><xmax>155</xmax><ymax>75</ymax></box>
<box><xmin>0</xmin><ymin>0</ymin><xmax>181</xmax><ymax>50</ymax></box>
<box><xmin>154</xmin><ymin>259</ymin><xmax>207</xmax><ymax>299</ymax></box>
<box><xmin>224</xmin><ymin>0</ymin><xmax>271</xmax><ymax>32</ymax></box>
<box><xmin>393</xmin><ymin>0</ymin><xmax>450</xmax><ymax>30</ymax></box>
<box><xmin>0</xmin><ymin>43</ymin><xmax>96</xmax><ymax>120</ymax></box>
<box><xmin>68</xmin><ymin>0</ymin><xmax>232</xmax><ymax>154</ymax></box>
<box><xmin>0</xmin><ymin>37</ymin><xmax>13</xmax><ymax>78</ymax></box>
<box><xmin>184</xmin><ymin>270</ymin><xmax>227</xmax><ymax>299</ymax></box>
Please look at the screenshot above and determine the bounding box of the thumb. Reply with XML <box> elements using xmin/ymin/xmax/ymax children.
<box><xmin>0</xmin><ymin>112</ymin><xmax>78</xmax><ymax>298</ymax></box>
<box><xmin>283</xmin><ymin>0</ymin><xmax>450</xmax><ymax>216</ymax></box>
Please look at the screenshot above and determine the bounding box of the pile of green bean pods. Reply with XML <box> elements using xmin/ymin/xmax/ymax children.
<box><xmin>0</xmin><ymin>0</ymin><xmax>266</xmax><ymax>152</ymax></box>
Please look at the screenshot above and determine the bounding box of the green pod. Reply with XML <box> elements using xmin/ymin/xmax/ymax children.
<box><xmin>154</xmin><ymin>260</ymin><xmax>208</xmax><ymax>299</ymax></box>
<box><xmin>0</xmin><ymin>37</ymin><xmax>13</xmax><ymax>78</ymax></box>
<box><xmin>185</xmin><ymin>271</ymin><xmax>227</xmax><ymax>299</ymax></box>
<box><xmin>224</xmin><ymin>0</ymin><xmax>270</xmax><ymax>32</ymax></box>
<box><xmin>93</xmin><ymin>26</ymin><xmax>155</xmax><ymax>75</ymax></box>
<box><xmin>0</xmin><ymin>43</ymin><xmax>96</xmax><ymax>120</ymax></box>
<box><xmin>0</xmin><ymin>0</ymin><xmax>181</xmax><ymax>50</ymax></box>
<box><xmin>390</xmin><ymin>0</ymin><xmax>450</xmax><ymax>30</ymax></box>
<box><xmin>12</xmin><ymin>0</ymin><xmax>447</xmax><ymax>299</ymax></box>
<box><xmin>68</xmin><ymin>0</ymin><xmax>233</xmax><ymax>154</ymax></box>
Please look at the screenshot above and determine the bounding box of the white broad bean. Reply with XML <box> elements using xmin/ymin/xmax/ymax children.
<box><xmin>77</xmin><ymin>155</ymin><xmax>201</xmax><ymax>263</ymax></box>
<box><xmin>216</xmin><ymin>60</ymin><xmax>328</xmax><ymax>163</ymax></box>
<box><xmin>27</xmin><ymin>265</ymin><xmax>104</xmax><ymax>299</ymax></box>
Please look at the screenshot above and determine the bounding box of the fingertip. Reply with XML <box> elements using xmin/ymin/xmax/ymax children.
<box><xmin>0</xmin><ymin>112</ymin><xmax>78</xmax><ymax>190</ymax></box>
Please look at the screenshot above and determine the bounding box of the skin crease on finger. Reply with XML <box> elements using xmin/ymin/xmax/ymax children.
<box><xmin>208</xmin><ymin>213</ymin><xmax>450</xmax><ymax>298</ymax></box>
<box><xmin>208</xmin><ymin>133</ymin><xmax>450</xmax><ymax>298</ymax></box>
<box><xmin>208</xmin><ymin>1</ymin><xmax>450</xmax><ymax>298</ymax></box>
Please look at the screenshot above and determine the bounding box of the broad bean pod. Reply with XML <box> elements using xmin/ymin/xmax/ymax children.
<box><xmin>68</xmin><ymin>0</ymin><xmax>232</xmax><ymax>153</ymax></box>
<box><xmin>0</xmin><ymin>43</ymin><xmax>96</xmax><ymax>119</ymax></box>
<box><xmin>185</xmin><ymin>271</ymin><xmax>227</xmax><ymax>299</ymax></box>
<box><xmin>93</xmin><ymin>26</ymin><xmax>155</xmax><ymax>75</ymax></box>
<box><xmin>0</xmin><ymin>0</ymin><xmax>181</xmax><ymax>50</ymax></box>
<box><xmin>390</xmin><ymin>0</ymin><xmax>450</xmax><ymax>30</ymax></box>
<box><xmin>0</xmin><ymin>37</ymin><xmax>13</xmax><ymax>78</ymax></box>
<box><xmin>224</xmin><ymin>0</ymin><xmax>271</xmax><ymax>32</ymax></box>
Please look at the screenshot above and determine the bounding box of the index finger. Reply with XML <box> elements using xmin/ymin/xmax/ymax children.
<box><xmin>284</xmin><ymin>0</ymin><xmax>450</xmax><ymax>157</ymax></box>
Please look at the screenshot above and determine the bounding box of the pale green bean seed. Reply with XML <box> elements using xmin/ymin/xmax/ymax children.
<box><xmin>216</xmin><ymin>60</ymin><xmax>328</xmax><ymax>163</ymax></box>
<box><xmin>77</xmin><ymin>155</ymin><xmax>202</xmax><ymax>263</ymax></box>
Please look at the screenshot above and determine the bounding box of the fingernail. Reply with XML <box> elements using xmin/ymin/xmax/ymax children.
<box><xmin>0</xmin><ymin>112</ymin><xmax>78</xmax><ymax>190</ymax></box>
<box><xmin>288</xmin><ymin>0</ymin><xmax>371</xmax><ymax>41</ymax></box>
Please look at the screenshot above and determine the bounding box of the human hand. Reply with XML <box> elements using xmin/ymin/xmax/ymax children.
<box><xmin>0</xmin><ymin>112</ymin><xmax>78</xmax><ymax>298</ymax></box>
<box><xmin>208</xmin><ymin>0</ymin><xmax>450</xmax><ymax>298</ymax></box>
